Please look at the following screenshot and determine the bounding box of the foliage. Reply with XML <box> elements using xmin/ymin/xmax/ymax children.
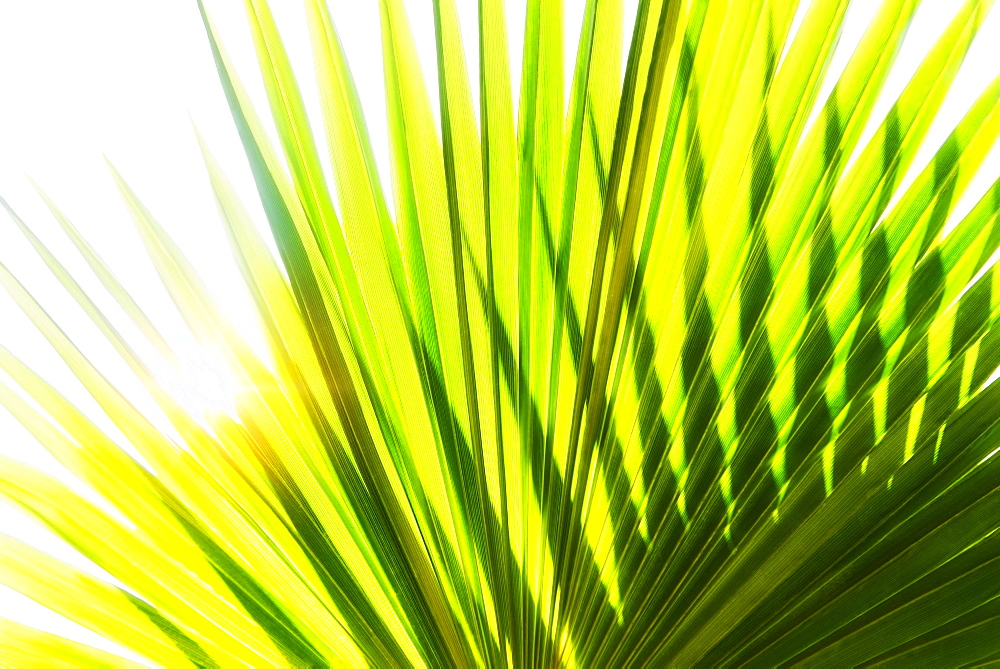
<box><xmin>2</xmin><ymin>0</ymin><xmax>1000</xmax><ymax>666</ymax></box>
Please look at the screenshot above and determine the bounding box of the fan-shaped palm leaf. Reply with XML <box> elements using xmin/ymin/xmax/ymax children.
<box><xmin>2</xmin><ymin>0</ymin><xmax>1000</xmax><ymax>666</ymax></box>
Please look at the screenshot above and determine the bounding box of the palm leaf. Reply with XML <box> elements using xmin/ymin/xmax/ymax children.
<box><xmin>2</xmin><ymin>0</ymin><xmax>1000</xmax><ymax>666</ymax></box>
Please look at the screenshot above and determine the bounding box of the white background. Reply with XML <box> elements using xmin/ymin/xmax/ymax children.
<box><xmin>0</xmin><ymin>0</ymin><xmax>997</xmax><ymax>661</ymax></box>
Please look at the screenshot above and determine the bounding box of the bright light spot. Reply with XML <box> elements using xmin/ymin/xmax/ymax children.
<box><xmin>979</xmin><ymin>445</ymin><xmax>1000</xmax><ymax>466</ymax></box>
<box><xmin>156</xmin><ymin>345</ymin><xmax>242</xmax><ymax>420</ymax></box>
<box><xmin>980</xmin><ymin>363</ymin><xmax>1000</xmax><ymax>392</ymax></box>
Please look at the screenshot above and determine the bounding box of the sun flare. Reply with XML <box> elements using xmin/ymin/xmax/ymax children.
<box><xmin>157</xmin><ymin>346</ymin><xmax>243</xmax><ymax>419</ymax></box>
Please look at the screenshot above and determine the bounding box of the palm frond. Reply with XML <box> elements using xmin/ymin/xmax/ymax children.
<box><xmin>2</xmin><ymin>0</ymin><xmax>1000</xmax><ymax>666</ymax></box>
